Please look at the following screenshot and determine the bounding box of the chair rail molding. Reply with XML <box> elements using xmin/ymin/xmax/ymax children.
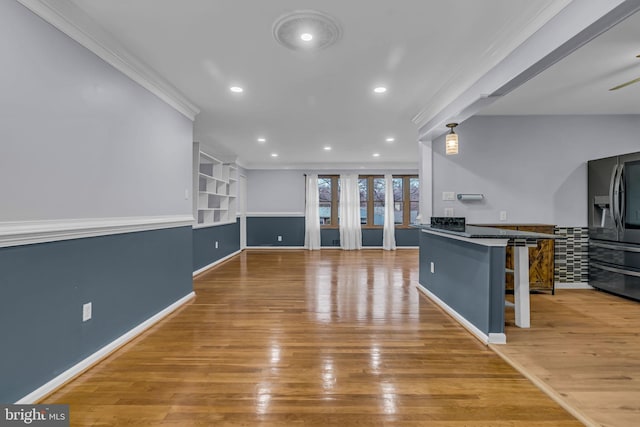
<box><xmin>0</xmin><ymin>215</ymin><xmax>194</xmax><ymax>248</ymax></box>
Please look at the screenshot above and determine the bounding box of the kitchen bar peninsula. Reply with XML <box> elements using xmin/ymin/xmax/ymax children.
<box><xmin>415</xmin><ymin>224</ymin><xmax>558</xmax><ymax>344</ymax></box>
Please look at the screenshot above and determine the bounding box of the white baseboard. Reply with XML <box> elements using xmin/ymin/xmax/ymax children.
<box><xmin>243</xmin><ymin>246</ymin><xmax>419</xmax><ymax>250</ymax></box>
<box><xmin>246</xmin><ymin>212</ymin><xmax>305</xmax><ymax>217</ymax></box>
<box><xmin>192</xmin><ymin>250</ymin><xmax>242</xmax><ymax>276</ymax></box>
<box><xmin>360</xmin><ymin>246</ymin><xmax>420</xmax><ymax>250</ymax></box>
<box><xmin>416</xmin><ymin>283</ymin><xmax>506</xmax><ymax>345</ymax></box>
<box><xmin>244</xmin><ymin>246</ymin><xmax>305</xmax><ymax>250</ymax></box>
<box><xmin>555</xmin><ymin>282</ymin><xmax>593</xmax><ymax>289</ymax></box>
<box><xmin>16</xmin><ymin>291</ymin><xmax>196</xmax><ymax>404</ymax></box>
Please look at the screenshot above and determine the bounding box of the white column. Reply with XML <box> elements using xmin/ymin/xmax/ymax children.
<box><xmin>418</xmin><ymin>140</ymin><xmax>433</xmax><ymax>224</ymax></box>
<box><xmin>513</xmin><ymin>246</ymin><xmax>531</xmax><ymax>328</ymax></box>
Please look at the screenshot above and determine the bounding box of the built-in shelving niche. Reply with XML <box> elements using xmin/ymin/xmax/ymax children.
<box><xmin>193</xmin><ymin>142</ymin><xmax>237</xmax><ymax>227</ymax></box>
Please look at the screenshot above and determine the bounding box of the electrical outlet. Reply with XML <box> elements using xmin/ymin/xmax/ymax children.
<box><xmin>442</xmin><ymin>191</ymin><xmax>455</xmax><ymax>201</ymax></box>
<box><xmin>215</xmin><ymin>241</ymin><xmax>219</xmax><ymax>249</ymax></box>
<box><xmin>430</xmin><ymin>262</ymin><xmax>435</xmax><ymax>273</ymax></box>
<box><xmin>444</xmin><ymin>207</ymin><xmax>454</xmax><ymax>217</ymax></box>
<box><xmin>500</xmin><ymin>211</ymin><xmax>507</xmax><ymax>221</ymax></box>
<box><xmin>82</xmin><ymin>302</ymin><xmax>92</xmax><ymax>322</ymax></box>
<box><xmin>277</xmin><ymin>235</ymin><xmax>283</xmax><ymax>242</ymax></box>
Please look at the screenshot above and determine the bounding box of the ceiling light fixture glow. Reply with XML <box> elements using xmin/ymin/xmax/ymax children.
<box><xmin>324</xmin><ymin>146</ymin><xmax>332</xmax><ymax>151</ymax></box>
<box><xmin>273</xmin><ymin>10</ymin><xmax>342</xmax><ymax>51</ymax></box>
<box><xmin>386</xmin><ymin>137</ymin><xmax>395</xmax><ymax>142</ymax></box>
<box><xmin>445</xmin><ymin>123</ymin><xmax>459</xmax><ymax>155</ymax></box>
<box><xmin>373</xmin><ymin>86</ymin><xmax>387</xmax><ymax>94</ymax></box>
<box><xmin>257</xmin><ymin>138</ymin><xmax>266</xmax><ymax>143</ymax></box>
<box><xmin>271</xmin><ymin>153</ymin><xmax>279</xmax><ymax>158</ymax></box>
<box><xmin>230</xmin><ymin>86</ymin><xmax>243</xmax><ymax>93</ymax></box>
<box><xmin>373</xmin><ymin>153</ymin><xmax>381</xmax><ymax>157</ymax></box>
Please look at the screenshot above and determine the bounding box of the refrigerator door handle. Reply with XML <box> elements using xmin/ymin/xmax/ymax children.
<box><xmin>609</xmin><ymin>164</ymin><xmax>619</xmax><ymax>228</ymax></box>
<box><xmin>619</xmin><ymin>164</ymin><xmax>625</xmax><ymax>228</ymax></box>
<box><xmin>613</xmin><ymin>164</ymin><xmax>624</xmax><ymax>230</ymax></box>
<box><xmin>591</xmin><ymin>262</ymin><xmax>640</xmax><ymax>278</ymax></box>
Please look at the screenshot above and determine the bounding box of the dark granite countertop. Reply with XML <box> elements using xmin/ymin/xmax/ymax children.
<box><xmin>412</xmin><ymin>224</ymin><xmax>560</xmax><ymax>240</ymax></box>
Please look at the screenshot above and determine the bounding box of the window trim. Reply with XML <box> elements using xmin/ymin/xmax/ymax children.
<box><xmin>318</xmin><ymin>174</ymin><xmax>418</xmax><ymax>229</ymax></box>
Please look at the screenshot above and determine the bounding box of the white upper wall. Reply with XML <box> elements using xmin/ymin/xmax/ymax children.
<box><xmin>247</xmin><ymin>170</ymin><xmax>306</xmax><ymax>213</ymax></box>
<box><xmin>0</xmin><ymin>1</ymin><xmax>193</xmax><ymax>222</ymax></box>
<box><xmin>247</xmin><ymin>168</ymin><xmax>419</xmax><ymax>214</ymax></box>
<box><xmin>432</xmin><ymin>115</ymin><xmax>640</xmax><ymax>227</ymax></box>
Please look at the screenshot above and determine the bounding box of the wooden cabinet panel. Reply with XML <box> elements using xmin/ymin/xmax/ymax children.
<box><xmin>477</xmin><ymin>224</ymin><xmax>555</xmax><ymax>293</ymax></box>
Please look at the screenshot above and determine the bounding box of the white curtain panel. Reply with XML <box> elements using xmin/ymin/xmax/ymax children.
<box><xmin>383</xmin><ymin>174</ymin><xmax>397</xmax><ymax>250</ymax></box>
<box><xmin>304</xmin><ymin>174</ymin><xmax>321</xmax><ymax>250</ymax></box>
<box><xmin>339</xmin><ymin>174</ymin><xmax>362</xmax><ymax>250</ymax></box>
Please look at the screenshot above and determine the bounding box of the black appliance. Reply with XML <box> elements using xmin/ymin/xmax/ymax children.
<box><xmin>588</xmin><ymin>151</ymin><xmax>640</xmax><ymax>300</ymax></box>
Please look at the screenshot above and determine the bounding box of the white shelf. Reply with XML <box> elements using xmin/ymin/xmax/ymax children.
<box><xmin>193</xmin><ymin>142</ymin><xmax>238</xmax><ymax>226</ymax></box>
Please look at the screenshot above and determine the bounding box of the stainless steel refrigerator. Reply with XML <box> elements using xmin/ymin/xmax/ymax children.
<box><xmin>588</xmin><ymin>151</ymin><xmax>640</xmax><ymax>300</ymax></box>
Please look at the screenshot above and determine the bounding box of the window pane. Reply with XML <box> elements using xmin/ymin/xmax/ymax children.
<box><xmin>393</xmin><ymin>178</ymin><xmax>403</xmax><ymax>224</ymax></box>
<box><xmin>318</xmin><ymin>177</ymin><xmax>332</xmax><ymax>225</ymax></box>
<box><xmin>373</xmin><ymin>178</ymin><xmax>385</xmax><ymax>202</ymax></box>
<box><xmin>393</xmin><ymin>178</ymin><xmax>403</xmax><ymax>202</ymax></box>
<box><xmin>318</xmin><ymin>178</ymin><xmax>332</xmax><ymax>202</ymax></box>
<box><xmin>319</xmin><ymin>202</ymin><xmax>331</xmax><ymax>225</ymax></box>
<box><xmin>410</xmin><ymin>201</ymin><xmax>419</xmax><ymax>223</ymax></box>
<box><xmin>359</xmin><ymin>178</ymin><xmax>368</xmax><ymax>224</ymax></box>
<box><xmin>372</xmin><ymin>178</ymin><xmax>385</xmax><ymax>226</ymax></box>
<box><xmin>410</xmin><ymin>177</ymin><xmax>420</xmax><ymax>201</ymax></box>
<box><xmin>358</xmin><ymin>179</ymin><xmax>368</xmax><ymax>201</ymax></box>
<box><xmin>374</xmin><ymin>202</ymin><xmax>384</xmax><ymax>226</ymax></box>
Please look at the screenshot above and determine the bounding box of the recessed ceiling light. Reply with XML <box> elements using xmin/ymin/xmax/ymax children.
<box><xmin>230</xmin><ymin>86</ymin><xmax>243</xmax><ymax>93</ymax></box>
<box><xmin>257</xmin><ymin>137</ymin><xmax>266</xmax><ymax>143</ymax></box>
<box><xmin>323</xmin><ymin>146</ymin><xmax>332</xmax><ymax>151</ymax></box>
<box><xmin>373</xmin><ymin>86</ymin><xmax>387</xmax><ymax>94</ymax></box>
<box><xmin>271</xmin><ymin>153</ymin><xmax>279</xmax><ymax>158</ymax></box>
<box><xmin>386</xmin><ymin>137</ymin><xmax>395</xmax><ymax>142</ymax></box>
<box><xmin>300</xmin><ymin>33</ymin><xmax>313</xmax><ymax>42</ymax></box>
<box><xmin>373</xmin><ymin>153</ymin><xmax>381</xmax><ymax>157</ymax></box>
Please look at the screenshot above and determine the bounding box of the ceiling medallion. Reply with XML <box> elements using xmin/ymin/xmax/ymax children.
<box><xmin>273</xmin><ymin>10</ymin><xmax>342</xmax><ymax>51</ymax></box>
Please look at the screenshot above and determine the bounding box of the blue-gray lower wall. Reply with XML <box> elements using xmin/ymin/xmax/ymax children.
<box><xmin>0</xmin><ymin>226</ymin><xmax>193</xmax><ymax>403</ymax></box>
<box><xmin>247</xmin><ymin>216</ymin><xmax>419</xmax><ymax>247</ymax></box>
<box><xmin>418</xmin><ymin>231</ymin><xmax>505</xmax><ymax>335</ymax></box>
<box><xmin>193</xmin><ymin>219</ymin><xmax>241</xmax><ymax>271</ymax></box>
<box><xmin>247</xmin><ymin>217</ymin><xmax>305</xmax><ymax>246</ymax></box>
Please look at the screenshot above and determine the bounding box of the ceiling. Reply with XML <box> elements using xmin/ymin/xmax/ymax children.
<box><xmin>480</xmin><ymin>6</ymin><xmax>640</xmax><ymax>115</ymax></box>
<box><xmin>59</xmin><ymin>0</ymin><xmax>636</xmax><ymax>168</ymax></box>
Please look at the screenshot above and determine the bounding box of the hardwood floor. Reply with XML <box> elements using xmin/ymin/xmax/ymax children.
<box><xmin>494</xmin><ymin>289</ymin><xmax>640</xmax><ymax>427</ymax></box>
<box><xmin>42</xmin><ymin>249</ymin><xmax>580</xmax><ymax>426</ymax></box>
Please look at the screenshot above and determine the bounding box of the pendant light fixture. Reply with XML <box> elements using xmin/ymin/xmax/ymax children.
<box><xmin>445</xmin><ymin>123</ymin><xmax>459</xmax><ymax>155</ymax></box>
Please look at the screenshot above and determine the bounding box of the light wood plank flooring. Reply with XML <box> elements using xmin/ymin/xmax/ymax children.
<box><xmin>494</xmin><ymin>289</ymin><xmax>640</xmax><ymax>427</ymax></box>
<box><xmin>43</xmin><ymin>250</ymin><xmax>580</xmax><ymax>426</ymax></box>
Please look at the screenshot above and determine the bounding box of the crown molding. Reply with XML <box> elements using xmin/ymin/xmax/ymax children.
<box><xmin>410</xmin><ymin>0</ymin><xmax>572</xmax><ymax>129</ymax></box>
<box><xmin>16</xmin><ymin>0</ymin><xmax>200</xmax><ymax>121</ymax></box>
<box><xmin>243</xmin><ymin>161</ymin><xmax>419</xmax><ymax>170</ymax></box>
<box><xmin>416</xmin><ymin>0</ymin><xmax>635</xmax><ymax>141</ymax></box>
